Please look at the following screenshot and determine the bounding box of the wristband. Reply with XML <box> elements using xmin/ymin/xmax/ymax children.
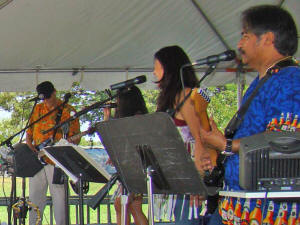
<box><xmin>221</xmin><ymin>139</ymin><xmax>234</xmax><ymax>156</ymax></box>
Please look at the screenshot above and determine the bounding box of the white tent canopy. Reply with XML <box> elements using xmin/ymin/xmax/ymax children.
<box><xmin>0</xmin><ymin>0</ymin><xmax>298</xmax><ymax>91</ymax></box>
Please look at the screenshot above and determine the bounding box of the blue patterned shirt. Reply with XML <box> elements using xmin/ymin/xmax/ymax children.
<box><xmin>225</xmin><ymin>66</ymin><xmax>300</xmax><ymax>190</ymax></box>
<box><xmin>222</xmin><ymin>66</ymin><xmax>300</xmax><ymax>221</ymax></box>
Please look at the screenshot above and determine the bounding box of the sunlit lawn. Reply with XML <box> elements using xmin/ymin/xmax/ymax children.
<box><xmin>0</xmin><ymin>177</ymin><xmax>123</xmax><ymax>224</ymax></box>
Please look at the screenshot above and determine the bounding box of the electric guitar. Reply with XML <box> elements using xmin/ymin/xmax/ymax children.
<box><xmin>190</xmin><ymin>88</ymin><xmax>224</xmax><ymax>187</ymax></box>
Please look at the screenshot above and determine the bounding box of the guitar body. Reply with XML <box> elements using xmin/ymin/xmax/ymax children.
<box><xmin>191</xmin><ymin>88</ymin><xmax>218</xmax><ymax>167</ymax></box>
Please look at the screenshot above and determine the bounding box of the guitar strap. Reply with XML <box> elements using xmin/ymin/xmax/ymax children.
<box><xmin>52</xmin><ymin>106</ymin><xmax>64</xmax><ymax>141</ymax></box>
<box><xmin>167</xmin><ymin>89</ymin><xmax>193</xmax><ymax>117</ymax></box>
<box><xmin>204</xmin><ymin>57</ymin><xmax>300</xmax><ymax>188</ymax></box>
<box><xmin>52</xmin><ymin>105</ymin><xmax>66</xmax><ymax>185</ymax></box>
<box><xmin>225</xmin><ymin>57</ymin><xmax>300</xmax><ymax>139</ymax></box>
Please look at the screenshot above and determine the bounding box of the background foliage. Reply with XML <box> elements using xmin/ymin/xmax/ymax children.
<box><xmin>0</xmin><ymin>82</ymin><xmax>241</xmax><ymax>146</ymax></box>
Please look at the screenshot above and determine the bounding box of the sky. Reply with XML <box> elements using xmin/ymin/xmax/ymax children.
<box><xmin>0</xmin><ymin>110</ymin><xmax>11</xmax><ymax>120</ymax></box>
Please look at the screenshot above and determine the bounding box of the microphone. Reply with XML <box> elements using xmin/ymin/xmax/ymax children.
<box><xmin>187</xmin><ymin>50</ymin><xmax>236</xmax><ymax>67</ymax></box>
<box><xmin>64</xmin><ymin>93</ymin><xmax>72</xmax><ymax>101</ymax></box>
<box><xmin>101</xmin><ymin>103</ymin><xmax>117</xmax><ymax>108</ymax></box>
<box><xmin>28</xmin><ymin>93</ymin><xmax>44</xmax><ymax>102</ymax></box>
<box><xmin>110</xmin><ymin>75</ymin><xmax>147</xmax><ymax>90</ymax></box>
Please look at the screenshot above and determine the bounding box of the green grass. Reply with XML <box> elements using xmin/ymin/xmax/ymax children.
<box><xmin>0</xmin><ymin>177</ymin><xmax>152</xmax><ymax>224</ymax></box>
<box><xmin>0</xmin><ymin>177</ymin><xmax>122</xmax><ymax>224</ymax></box>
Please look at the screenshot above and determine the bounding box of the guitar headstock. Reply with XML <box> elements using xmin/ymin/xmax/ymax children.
<box><xmin>196</xmin><ymin>88</ymin><xmax>211</xmax><ymax>103</ymax></box>
<box><xmin>190</xmin><ymin>87</ymin><xmax>211</xmax><ymax>131</ymax></box>
<box><xmin>191</xmin><ymin>88</ymin><xmax>210</xmax><ymax>113</ymax></box>
<box><xmin>87</xmin><ymin>126</ymin><xmax>97</xmax><ymax>135</ymax></box>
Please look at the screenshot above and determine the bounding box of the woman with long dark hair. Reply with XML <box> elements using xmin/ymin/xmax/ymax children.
<box><xmin>153</xmin><ymin>45</ymin><xmax>212</xmax><ymax>225</ymax></box>
<box><xmin>104</xmin><ymin>85</ymin><xmax>148</xmax><ymax>225</ymax></box>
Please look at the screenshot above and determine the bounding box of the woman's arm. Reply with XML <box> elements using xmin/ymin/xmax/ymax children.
<box><xmin>175</xmin><ymin>88</ymin><xmax>212</xmax><ymax>173</ymax></box>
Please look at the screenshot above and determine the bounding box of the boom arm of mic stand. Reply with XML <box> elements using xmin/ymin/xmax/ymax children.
<box><xmin>42</xmin><ymin>92</ymin><xmax>121</xmax><ymax>135</ymax></box>
<box><xmin>0</xmin><ymin>99</ymin><xmax>71</xmax><ymax>147</ymax></box>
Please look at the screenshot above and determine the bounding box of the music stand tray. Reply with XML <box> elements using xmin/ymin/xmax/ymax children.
<box><xmin>42</xmin><ymin>139</ymin><xmax>111</xmax><ymax>183</ymax></box>
<box><xmin>95</xmin><ymin>112</ymin><xmax>208</xmax><ymax>196</ymax></box>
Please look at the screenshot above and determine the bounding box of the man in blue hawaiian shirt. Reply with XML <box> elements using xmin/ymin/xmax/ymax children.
<box><xmin>200</xmin><ymin>5</ymin><xmax>300</xmax><ymax>225</ymax></box>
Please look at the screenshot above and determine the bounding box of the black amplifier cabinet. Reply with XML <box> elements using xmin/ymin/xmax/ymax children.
<box><xmin>239</xmin><ymin>131</ymin><xmax>300</xmax><ymax>191</ymax></box>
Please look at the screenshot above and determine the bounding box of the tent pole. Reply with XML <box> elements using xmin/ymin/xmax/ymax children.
<box><xmin>236</xmin><ymin>62</ymin><xmax>245</xmax><ymax>109</ymax></box>
<box><xmin>278</xmin><ymin>0</ymin><xmax>285</xmax><ymax>7</ymax></box>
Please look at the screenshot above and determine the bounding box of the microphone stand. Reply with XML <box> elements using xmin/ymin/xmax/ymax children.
<box><xmin>51</xmin><ymin>96</ymin><xmax>71</xmax><ymax>225</ymax></box>
<box><xmin>21</xmin><ymin>99</ymin><xmax>39</xmax><ymax>225</ymax></box>
<box><xmin>2</xmin><ymin>98</ymin><xmax>70</xmax><ymax>225</ymax></box>
<box><xmin>6</xmin><ymin>99</ymin><xmax>39</xmax><ymax>225</ymax></box>
<box><xmin>177</xmin><ymin>62</ymin><xmax>227</xmax><ymax>191</ymax></box>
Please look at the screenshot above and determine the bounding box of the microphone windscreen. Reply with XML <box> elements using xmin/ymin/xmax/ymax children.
<box><xmin>38</xmin><ymin>93</ymin><xmax>45</xmax><ymax>100</ymax></box>
<box><xmin>136</xmin><ymin>75</ymin><xmax>147</xmax><ymax>84</ymax></box>
<box><xmin>224</xmin><ymin>50</ymin><xmax>236</xmax><ymax>61</ymax></box>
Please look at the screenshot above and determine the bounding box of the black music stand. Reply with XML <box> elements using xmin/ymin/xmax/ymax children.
<box><xmin>42</xmin><ymin>140</ymin><xmax>111</xmax><ymax>225</ymax></box>
<box><xmin>95</xmin><ymin>112</ymin><xmax>210</xmax><ymax>225</ymax></box>
<box><xmin>11</xmin><ymin>143</ymin><xmax>44</xmax><ymax>177</ymax></box>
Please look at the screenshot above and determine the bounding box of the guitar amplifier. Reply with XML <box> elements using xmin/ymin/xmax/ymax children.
<box><xmin>239</xmin><ymin>131</ymin><xmax>300</xmax><ymax>191</ymax></box>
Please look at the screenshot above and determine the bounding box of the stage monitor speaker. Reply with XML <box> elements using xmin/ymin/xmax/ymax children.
<box><xmin>12</xmin><ymin>143</ymin><xmax>43</xmax><ymax>177</ymax></box>
<box><xmin>239</xmin><ymin>131</ymin><xmax>300</xmax><ymax>191</ymax></box>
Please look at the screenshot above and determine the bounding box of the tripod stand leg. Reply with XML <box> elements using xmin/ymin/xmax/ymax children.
<box><xmin>146</xmin><ymin>167</ymin><xmax>154</xmax><ymax>225</ymax></box>
<box><xmin>120</xmin><ymin>194</ymin><xmax>129</xmax><ymax>225</ymax></box>
<box><xmin>22</xmin><ymin>177</ymin><xmax>27</xmax><ymax>225</ymax></box>
<box><xmin>64</xmin><ymin>175</ymin><xmax>70</xmax><ymax>225</ymax></box>
<box><xmin>78</xmin><ymin>174</ymin><xmax>84</xmax><ymax>225</ymax></box>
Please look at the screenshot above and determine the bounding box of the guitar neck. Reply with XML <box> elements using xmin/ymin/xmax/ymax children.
<box><xmin>68</xmin><ymin>126</ymin><xmax>96</xmax><ymax>142</ymax></box>
<box><xmin>191</xmin><ymin>88</ymin><xmax>211</xmax><ymax>131</ymax></box>
<box><xmin>68</xmin><ymin>130</ymin><xmax>89</xmax><ymax>142</ymax></box>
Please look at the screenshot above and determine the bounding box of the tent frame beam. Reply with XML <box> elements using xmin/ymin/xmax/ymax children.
<box><xmin>0</xmin><ymin>67</ymin><xmax>241</xmax><ymax>74</ymax></box>
<box><xmin>190</xmin><ymin>0</ymin><xmax>231</xmax><ymax>50</ymax></box>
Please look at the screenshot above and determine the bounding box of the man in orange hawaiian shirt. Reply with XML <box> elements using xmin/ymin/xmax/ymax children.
<box><xmin>26</xmin><ymin>81</ymin><xmax>80</xmax><ymax>225</ymax></box>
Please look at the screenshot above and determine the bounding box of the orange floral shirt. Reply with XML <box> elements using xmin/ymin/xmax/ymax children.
<box><xmin>26</xmin><ymin>99</ymin><xmax>80</xmax><ymax>146</ymax></box>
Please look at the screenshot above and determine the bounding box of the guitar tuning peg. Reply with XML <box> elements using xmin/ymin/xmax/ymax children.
<box><xmin>105</xmin><ymin>89</ymin><xmax>112</xmax><ymax>98</ymax></box>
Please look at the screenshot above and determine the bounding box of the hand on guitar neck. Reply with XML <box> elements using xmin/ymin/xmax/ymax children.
<box><xmin>67</xmin><ymin>126</ymin><xmax>96</xmax><ymax>144</ymax></box>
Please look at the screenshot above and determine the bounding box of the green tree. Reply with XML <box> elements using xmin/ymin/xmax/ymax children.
<box><xmin>141</xmin><ymin>89</ymin><xmax>159</xmax><ymax>113</ymax></box>
<box><xmin>0</xmin><ymin>82</ymin><xmax>242</xmax><ymax>146</ymax></box>
<box><xmin>0</xmin><ymin>82</ymin><xmax>110</xmax><ymax>145</ymax></box>
<box><xmin>207</xmin><ymin>84</ymin><xmax>238</xmax><ymax>131</ymax></box>
<box><xmin>0</xmin><ymin>92</ymin><xmax>33</xmax><ymax>143</ymax></box>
